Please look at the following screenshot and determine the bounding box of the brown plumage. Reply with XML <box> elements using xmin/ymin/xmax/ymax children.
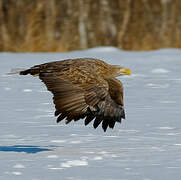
<box><xmin>20</xmin><ymin>58</ymin><xmax>131</xmax><ymax>132</ymax></box>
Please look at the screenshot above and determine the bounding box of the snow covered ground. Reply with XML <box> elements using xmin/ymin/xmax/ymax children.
<box><xmin>1</xmin><ymin>47</ymin><xmax>181</xmax><ymax>180</ymax></box>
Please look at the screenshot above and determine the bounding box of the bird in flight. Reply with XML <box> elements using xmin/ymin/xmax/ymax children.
<box><xmin>20</xmin><ymin>58</ymin><xmax>131</xmax><ymax>132</ymax></box>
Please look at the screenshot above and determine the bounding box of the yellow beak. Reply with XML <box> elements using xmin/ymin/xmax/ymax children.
<box><xmin>120</xmin><ymin>68</ymin><xmax>131</xmax><ymax>75</ymax></box>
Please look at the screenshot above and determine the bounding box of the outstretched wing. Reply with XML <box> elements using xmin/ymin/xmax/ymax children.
<box><xmin>20</xmin><ymin>63</ymin><xmax>125</xmax><ymax>131</ymax></box>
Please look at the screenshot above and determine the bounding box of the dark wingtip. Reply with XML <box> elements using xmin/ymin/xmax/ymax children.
<box><xmin>122</xmin><ymin>109</ymin><xmax>125</xmax><ymax>119</ymax></box>
<box><xmin>55</xmin><ymin>110</ymin><xmax>61</xmax><ymax>116</ymax></box>
<box><xmin>108</xmin><ymin>120</ymin><xmax>116</xmax><ymax>129</ymax></box>
<box><xmin>93</xmin><ymin>116</ymin><xmax>103</xmax><ymax>129</ymax></box>
<box><xmin>84</xmin><ymin>112</ymin><xmax>95</xmax><ymax>126</ymax></box>
<box><xmin>56</xmin><ymin>114</ymin><xmax>66</xmax><ymax>123</ymax></box>
<box><xmin>102</xmin><ymin>120</ymin><xmax>109</xmax><ymax>132</ymax></box>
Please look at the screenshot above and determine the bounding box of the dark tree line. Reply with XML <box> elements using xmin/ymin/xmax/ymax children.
<box><xmin>0</xmin><ymin>0</ymin><xmax>181</xmax><ymax>52</ymax></box>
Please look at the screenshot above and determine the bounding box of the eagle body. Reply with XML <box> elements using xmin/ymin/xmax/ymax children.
<box><xmin>20</xmin><ymin>58</ymin><xmax>131</xmax><ymax>132</ymax></box>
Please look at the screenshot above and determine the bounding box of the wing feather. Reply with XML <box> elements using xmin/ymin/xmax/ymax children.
<box><xmin>24</xmin><ymin>62</ymin><xmax>126</xmax><ymax>132</ymax></box>
<box><xmin>40</xmin><ymin>74</ymin><xmax>89</xmax><ymax>122</ymax></box>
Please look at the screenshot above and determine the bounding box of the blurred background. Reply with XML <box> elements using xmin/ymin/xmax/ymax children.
<box><xmin>0</xmin><ymin>0</ymin><xmax>181</xmax><ymax>52</ymax></box>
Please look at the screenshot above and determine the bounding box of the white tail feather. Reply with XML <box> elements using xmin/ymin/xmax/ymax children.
<box><xmin>7</xmin><ymin>68</ymin><xmax>26</xmax><ymax>75</ymax></box>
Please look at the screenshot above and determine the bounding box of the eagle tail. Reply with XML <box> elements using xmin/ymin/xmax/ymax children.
<box><xmin>19</xmin><ymin>69</ymin><xmax>31</xmax><ymax>75</ymax></box>
<box><xmin>7</xmin><ymin>68</ymin><xmax>26</xmax><ymax>75</ymax></box>
<box><xmin>19</xmin><ymin>66</ymin><xmax>40</xmax><ymax>77</ymax></box>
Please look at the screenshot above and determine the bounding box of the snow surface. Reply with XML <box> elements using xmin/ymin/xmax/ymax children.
<box><xmin>1</xmin><ymin>47</ymin><xmax>181</xmax><ymax>180</ymax></box>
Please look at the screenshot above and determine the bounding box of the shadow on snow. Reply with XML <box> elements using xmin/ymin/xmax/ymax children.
<box><xmin>0</xmin><ymin>145</ymin><xmax>53</xmax><ymax>154</ymax></box>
